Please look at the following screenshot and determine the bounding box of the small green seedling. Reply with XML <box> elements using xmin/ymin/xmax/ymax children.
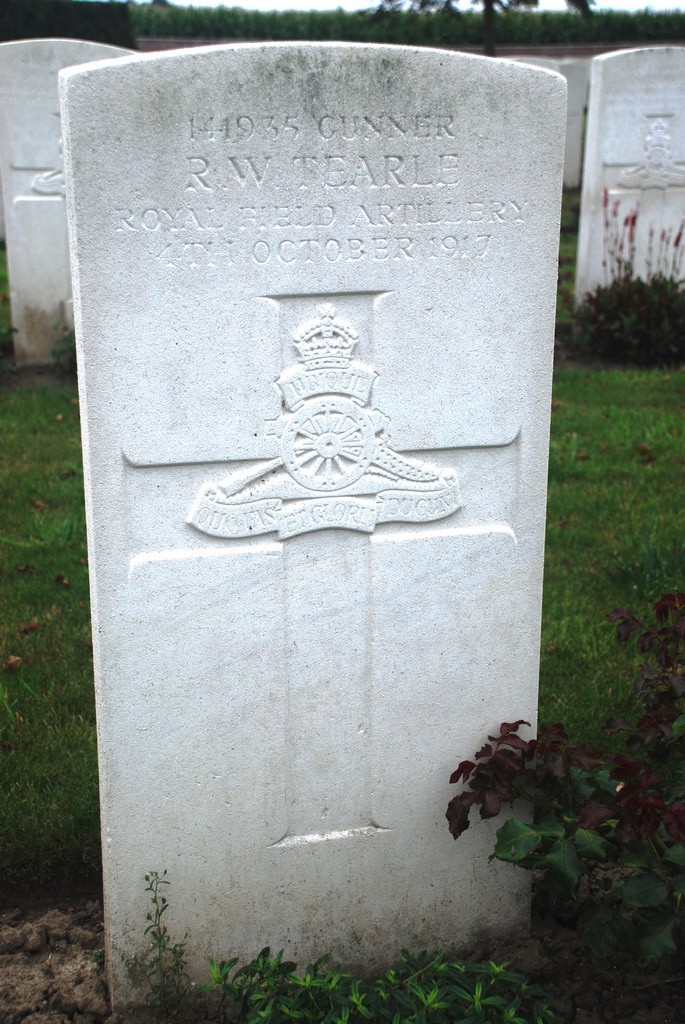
<box><xmin>130</xmin><ymin>870</ymin><xmax>192</xmax><ymax>1016</ymax></box>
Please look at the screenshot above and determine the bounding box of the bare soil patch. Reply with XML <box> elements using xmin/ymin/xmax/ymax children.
<box><xmin>1</xmin><ymin>893</ymin><xmax>684</xmax><ymax>1024</ymax></box>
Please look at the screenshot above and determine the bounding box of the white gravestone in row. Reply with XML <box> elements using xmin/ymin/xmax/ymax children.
<box><xmin>559</xmin><ymin>59</ymin><xmax>589</xmax><ymax>189</ymax></box>
<box><xmin>0</xmin><ymin>39</ymin><xmax>131</xmax><ymax>365</ymax></box>
<box><xmin>576</xmin><ymin>47</ymin><xmax>685</xmax><ymax>301</ymax></box>
<box><xmin>510</xmin><ymin>56</ymin><xmax>588</xmax><ymax>188</ymax></box>
<box><xmin>60</xmin><ymin>44</ymin><xmax>565</xmax><ymax>1007</ymax></box>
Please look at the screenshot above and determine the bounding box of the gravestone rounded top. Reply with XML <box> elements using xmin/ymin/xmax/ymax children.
<box><xmin>0</xmin><ymin>37</ymin><xmax>132</xmax><ymax>67</ymax></box>
<box><xmin>0</xmin><ymin>36</ymin><xmax>134</xmax><ymax>364</ymax></box>
<box><xmin>592</xmin><ymin>44</ymin><xmax>685</xmax><ymax>66</ymax></box>
<box><xmin>60</xmin><ymin>42</ymin><xmax>565</xmax><ymax>460</ymax></box>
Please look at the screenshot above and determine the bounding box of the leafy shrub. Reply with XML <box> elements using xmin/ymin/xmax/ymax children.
<box><xmin>51</xmin><ymin>327</ymin><xmax>77</xmax><ymax>375</ymax></box>
<box><xmin>203</xmin><ymin>946</ymin><xmax>557</xmax><ymax>1024</ymax></box>
<box><xmin>574</xmin><ymin>195</ymin><xmax>685</xmax><ymax>367</ymax></box>
<box><xmin>447</xmin><ymin>591</ymin><xmax>685</xmax><ymax>963</ymax></box>
<box><xmin>574</xmin><ymin>273</ymin><xmax>685</xmax><ymax>367</ymax></box>
<box><xmin>0</xmin><ymin>322</ymin><xmax>15</xmax><ymax>370</ymax></box>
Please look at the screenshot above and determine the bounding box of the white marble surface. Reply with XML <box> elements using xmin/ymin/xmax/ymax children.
<box><xmin>60</xmin><ymin>43</ymin><xmax>565</xmax><ymax>1007</ymax></box>
<box><xmin>0</xmin><ymin>39</ymin><xmax>131</xmax><ymax>364</ymax></box>
<box><xmin>576</xmin><ymin>47</ymin><xmax>685</xmax><ymax>300</ymax></box>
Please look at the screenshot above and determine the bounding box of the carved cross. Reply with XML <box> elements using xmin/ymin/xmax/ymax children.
<box><xmin>125</xmin><ymin>297</ymin><xmax>520</xmax><ymax>847</ymax></box>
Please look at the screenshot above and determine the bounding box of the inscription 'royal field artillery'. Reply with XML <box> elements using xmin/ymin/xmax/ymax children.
<box><xmin>188</xmin><ymin>304</ymin><xmax>462</xmax><ymax>541</ymax></box>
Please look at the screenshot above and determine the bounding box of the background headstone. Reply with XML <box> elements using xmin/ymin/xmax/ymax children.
<box><xmin>576</xmin><ymin>47</ymin><xmax>685</xmax><ymax>301</ymax></box>
<box><xmin>0</xmin><ymin>39</ymin><xmax>131</xmax><ymax>365</ymax></box>
<box><xmin>60</xmin><ymin>44</ymin><xmax>565</xmax><ymax>1006</ymax></box>
<box><xmin>510</xmin><ymin>56</ymin><xmax>589</xmax><ymax>188</ymax></box>
<box><xmin>559</xmin><ymin>58</ymin><xmax>589</xmax><ymax>189</ymax></box>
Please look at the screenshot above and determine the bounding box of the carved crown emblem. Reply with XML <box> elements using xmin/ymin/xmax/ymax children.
<box><xmin>293</xmin><ymin>304</ymin><xmax>358</xmax><ymax>369</ymax></box>
<box><xmin>647</xmin><ymin>119</ymin><xmax>670</xmax><ymax>147</ymax></box>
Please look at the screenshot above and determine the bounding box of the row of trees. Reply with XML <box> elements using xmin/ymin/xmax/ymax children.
<box><xmin>4</xmin><ymin>2</ymin><xmax>684</xmax><ymax>58</ymax></box>
<box><xmin>130</xmin><ymin>4</ymin><xmax>685</xmax><ymax>57</ymax></box>
<box><xmin>378</xmin><ymin>0</ymin><xmax>592</xmax><ymax>57</ymax></box>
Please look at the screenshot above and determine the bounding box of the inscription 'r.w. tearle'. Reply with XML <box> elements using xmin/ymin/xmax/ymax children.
<box><xmin>188</xmin><ymin>305</ymin><xmax>462</xmax><ymax>541</ymax></box>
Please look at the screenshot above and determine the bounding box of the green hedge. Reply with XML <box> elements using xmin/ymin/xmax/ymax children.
<box><xmin>130</xmin><ymin>6</ymin><xmax>685</xmax><ymax>47</ymax></box>
<box><xmin>0</xmin><ymin>0</ymin><xmax>135</xmax><ymax>49</ymax></box>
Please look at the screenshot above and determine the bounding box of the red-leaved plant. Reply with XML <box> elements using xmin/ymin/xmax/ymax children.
<box><xmin>447</xmin><ymin>592</ymin><xmax>685</xmax><ymax>962</ymax></box>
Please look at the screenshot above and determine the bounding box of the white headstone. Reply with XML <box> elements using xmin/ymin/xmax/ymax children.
<box><xmin>60</xmin><ymin>44</ymin><xmax>565</xmax><ymax>1007</ymax></box>
<box><xmin>510</xmin><ymin>56</ymin><xmax>588</xmax><ymax>188</ymax></box>
<box><xmin>576</xmin><ymin>47</ymin><xmax>685</xmax><ymax>300</ymax></box>
<box><xmin>0</xmin><ymin>39</ymin><xmax>131</xmax><ymax>365</ymax></box>
<box><xmin>559</xmin><ymin>59</ymin><xmax>589</xmax><ymax>189</ymax></box>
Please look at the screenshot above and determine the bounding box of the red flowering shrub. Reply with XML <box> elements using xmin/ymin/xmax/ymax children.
<box><xmin>574</xmin><ymin>195</ymin><xmax>685</xmax><ymax>367</ymax></box>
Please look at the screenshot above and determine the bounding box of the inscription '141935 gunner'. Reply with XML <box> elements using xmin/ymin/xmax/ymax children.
<box><xmin>189</xmin><ymin>112</ymin><xmax>458</xmax><ymax>143</ymax></box>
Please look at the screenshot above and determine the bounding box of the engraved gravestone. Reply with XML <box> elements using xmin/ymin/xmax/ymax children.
<box><xmin>576</xmin><ymin>47</ymin><xmax>685</xmax><ymax>300</ymax></box>
<box><xmin>60</xmin><ymin>44</ymin><xmax>565</xmax><ymax>1006</ymax></box>
<box><xmin>0</xmin><ymin>39</ymin><xmax>131</xmax><ymax>364</ymax></box>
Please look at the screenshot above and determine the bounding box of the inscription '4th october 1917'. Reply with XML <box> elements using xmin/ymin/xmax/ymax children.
<box><xmin>113</xmin><ymin>112</ymin><xmax>529</xmax><ymax>268</ymax></box>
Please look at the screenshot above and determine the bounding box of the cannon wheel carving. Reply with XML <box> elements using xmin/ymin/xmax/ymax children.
<box><xmin>281</xmin><ymin>397</ymin><xmax>376</xmax><ymax>491</ymax></box>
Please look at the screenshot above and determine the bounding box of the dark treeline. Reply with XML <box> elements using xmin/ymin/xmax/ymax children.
<box><xmin>129</xmin><ymin>6</ymin><xmax>685</xmax><ymax>47</ymax></box>
<box><xmin>0</xmin><ymin>0</ymin><xmax>135</xmax><ymax>47</ymax></box>
<box><xmin>2</xmin><ymin>3</ymin><xmax>682</xmax><ymax>52</ymax></box>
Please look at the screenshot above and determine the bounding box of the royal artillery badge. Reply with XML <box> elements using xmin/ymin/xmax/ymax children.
<box><xmin>188</xmin><ymin>304</ymin><xmax>462</xmax><ymax>540</ymax></box>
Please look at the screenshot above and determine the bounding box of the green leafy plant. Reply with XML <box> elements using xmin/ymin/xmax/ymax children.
<box><xmin>129</xmin><ymin>872</ymin><xmax>557</xmax><ymax>1022</ymax></box>
<box><xmin>447</xmin><ymin>591</ymin><xmax>685</xmax><ymax>963</ymax></box>
<box><xmin>51</xmin><ymin>326</ymin><xmax>77</xmax><ymax>374</ymax></box>
<box><xmin>203</xmin><ymin>946</ymin><xmax>557</xmax><ymax>1024</ymax></box>
<box><xmin>0</xmin><ymin>322</ymin><xmax>16</xmax><ymax>372</ymax></box>
<box><xmin>130</xmin><ymin>870</ymin><xmax>192</xmax><ymax>1016</ymax></box>
<box><xmin>574</xmin><ymin>273</ymin><xmax>685</xmax><ymax>366</ymax></box>
<box><xmin>574</xmin><ymin>195</ymin><xmax>685</xmax><ymax>366</ymax></box>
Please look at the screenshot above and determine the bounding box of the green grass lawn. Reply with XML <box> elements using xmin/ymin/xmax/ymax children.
<box><xmin>540</xmin><ymin>369</ymin><xmax>685</xmax><ymax>740</ymax></box>
<box><xmin>0</xmin><ymin>387</ymin><xmax>96</xmax><ymax>887</ymax></box>
<box><xmin>2</xmin><ymin>370</ymin><xmax>683</xmax><ymax>889</ymax></box>
<box><xmin>1</xmin><ymin>203</ymin><xmax>684</xmax><ymax>890</ymax></box>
